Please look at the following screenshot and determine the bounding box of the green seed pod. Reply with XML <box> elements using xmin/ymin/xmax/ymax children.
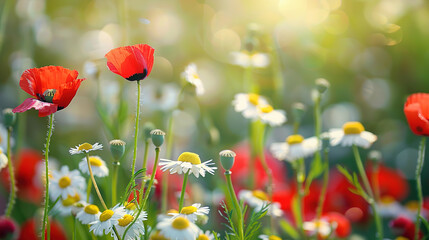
<box><xmin>109</xmin><ymin>139</ymin><xmax>126</xmax><ymax>160</ymax></box>
<box><xmin>315</xmin><ymin>78</ymin><xmax>330</xmax><ymax>94</ymax></box>
<box><xmin>2</xmin><ymin>108</ymin><xmax>16</xmax><ymax>128</ymax></box>
<box><xmin>151</xmin><ymin>129</ymin><xmax>166</xmax><ymax>147</ymax></box>
<box><xmin>219</xmin><ymin>150</ymin><xmax>236</xmax><ymax>171</ymax></box>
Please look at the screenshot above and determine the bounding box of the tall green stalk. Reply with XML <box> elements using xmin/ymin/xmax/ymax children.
<box><xmin>162</xmin><ymin>115</ymin><xmax>174</xmax><ymax>212</ymax></box>
<box><xmin>131</xmin><ymin>80</ymin><xmax>141</xmax><ymax>177</ymax></box>
<box><xmin>225</xmin><ymin>171</ymin><xmax>244</xmax><ymax>240</ymax></box>
<box><xmin>111</xmin><ymin>161</ymin><xmax>119</xmax><ymax>205</ymax></box>
<box><xmin>5</xmin><ymin>127</ymin><xmax>15</xmax><ymax>217</ymax></box>
<box><xmin>295</xmin><ymin>158</ymin><xmax>306</xmax><ymax>238</ymax></box>
<box><xmin>86</xmin><ymin>153</ymin><xmax>108</xmax><ymax>210</ymax></box>
<box><xmin>179</xmin><ymin>170</ymin><xmax>190</xmax><ymax>212</ymax></box>
<box><xmin>42</xmin><ymin>114</ymin><xmax>54</xmax><ymax>240</ymax></box>
<box><xmin>415</xmin><ymin>137</ymin><xmax>426</xmax><ymax>240</ymax></box>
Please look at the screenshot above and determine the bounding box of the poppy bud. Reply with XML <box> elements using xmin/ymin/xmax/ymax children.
<box><xmin>2</xmin><ymin>108</ymin><xmax>16</xmax><ymax>128</ymax></box>
<box><xmin>109</xmin><ymin>139</ymin><xmax>126</xmax><ymax>161</ymax></box>
<box><xmin>219</xmin><ymin>150</ymin><xmax>236</xmax><ymax>171</ymax></box>
<box><xmin>315</xmin><ymin>78</ymin><xmax>330</xmax><ymax>94</ymax></box>
<box><xmin>151</xmin><ymin>129</ymin><xmax>165</xmax><ymax>147</ymax></box>
<box><xmin>143</xmin><ymin>122</ymin><xmax>155</xmax><ymax>141</ymax></box>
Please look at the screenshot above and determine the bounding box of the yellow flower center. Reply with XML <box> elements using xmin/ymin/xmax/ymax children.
<box><xmin>62</xmin><ymin>194</ymin><xmax>80</xmax><ymax>207</ymax></box>
<box><xmin>260</xmin><ymin>105</ymin><xmax>274</xmax><ymax>113</ymax></box>
<box><xmin>406</xmin><ymin>201</ymin><xmax>419</xmax><ymax>211</ymax></box>
<box><xmin>380</xmin><ymin>196</ymin><xmax>395</xmax><ymax>205</ymax></box>
<box><xmin>269</xmin><ymin>236</ymin><xmax>282</xmax><ymax>240</ymax></box>
<box><xmin>192</xmin><ymin>73</ymin><xmax>199</xmax><ymax>79</ymax></box>
<box><xmin>99</xmin><ymin>210</ymin><xmax>114</xmax><ymax>222</ymax></box>
<box><xmin>125</xmin><ymin>202</ymin><xmax>136</xmax><ymax>211</ymax></box>
<box><xmin>84</xmin><ymin>204</ymin><xmax>100</xmax><ymax>215</ymax></box>
<box><xmin>150</xmin><ymin>231</ymin><xmax>169</xmax><ymax>240</ymax></box>
<box><xmin>177</xmin><ymin>152</ymin><xmax>201</xmax><ymax>165</ymax></box>
<box><xmin>89</xmin><ymin>157</ymin><xmax>103</xmax><ymax>166</ymax></box>
<box><xmin>171</xmin><ymin>217</ymin><xmax>190</xmax><ymax>230</ymax></box>
<box><xmin>197</xmin><ymin>234</ymin><xmax>210</xmax><ymax>240</ymax></box>
<box><xmin>180</xmin><ymin>206</ymin><xmax>198</xmax><ymax>215</ymax></box>
<box><xmin>167</xmin><ymin>209</ymin><xmax>179</xmax><ymax>214</ymax></box>
<box><xmin>396</xmin><ymin>237</ymin><xmax>409</xmax><ymax>240</ymax></box>
<box><xmin>78</xmin><ymin>143</ymin><xmax>93</xmax><ymax>151</ymax></box>
<box><xmin>118</xmin><ymin>214</ymin><xmax>134</xmax><ymax>227</ymax></box>
<box><xmin>252</xmin><ymin>190</ymin><xmax>269</xmax><ymax>201</ymax></box>
<box><xmin>287</xmin><ymin>134</ymin><xmax>304</xmax><ymax>145</ymax></box>
<box><xmin>248</xmin><ymin>93</ymin><xmax>260</xmax><ymax>106</ymax></box>
<box><xmin>58</xmin><ymin>176</ymin><xmax>71</xmax><ymax>188</ymax></box>
<box><xmin>343</xmin><ymin>122</ymin><xmax>365</xmax><ymax>135</ymax></box>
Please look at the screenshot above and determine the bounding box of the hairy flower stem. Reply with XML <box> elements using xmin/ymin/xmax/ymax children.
<box><xmin>86</xmin><ymin>153</ymin><xmax>108</xmax><ymax>210</ymax></box>
<box><xmin>179</xmin><ymin>170</ymin><xmax>190</xmax><ymax>212</ymax></box>
<box><xmin>138</xmin><ymin>140</ymin><xmax>150</xmax><ymax>204</ymax></box>
<box><xmin>111</xmin><ymin>161</ymin><xmax>119</xmax><ymax>205</ymax></box>
<box><xmin>42</xmin><ymin>114</ymin><xmax>54</xmax><ymax>240</ymax></box>
<box><xmin>5</xmin><ymin>127</ymin><xmax>15</xmax><ymax>217</ymax></box>
<box><xmin>162</xmin><ymin>115</ymin><xmax>174</xmax><ymax>212</ymax></box>
<box><xmin>352</xmin><ymin>145</ymin><xmax>383</xmax><ymax>240</ymax></box>
<box><xmin>225</xmin><ymin>171</ymin><xmax>244</xmax><ymax>240</ymax></box>
<box><xmin>131</xmin><ymin>80</ymin><xmax>141</xmax><ymax>178</ymax></box>
<box><xmin>415</xmin><ymin>137</ymin><xmax>426</xmax><ymax>240</ymax></box>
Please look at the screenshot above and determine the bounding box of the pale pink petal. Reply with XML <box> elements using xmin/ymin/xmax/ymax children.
<box><xmin>13</xmin><ymin>98</ymin><xmax>58</xmax><ymax>117</ymax></box>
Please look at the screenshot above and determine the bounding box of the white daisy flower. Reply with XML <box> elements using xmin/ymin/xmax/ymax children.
<box><xmin>160</xmin><ymin>152</ymin><xmax>217</xmax><ymax>178</ymax></box>
<box><xmin>142</xmin><ymin>82</ymin><xmax>180</xmax><ymax>112</ymax></box>
<box><xmin>232</xmin><ymin>93</ymin><xmax>269</xmax><ymax>120</ymax></box>
<box><xmin>50</xmin><ymin>165</ymin><xmax>85</xmax><ymax>200</ymax></box>
<box><xmin>303</xmin><ymin>219</ymin><xmax>332</xmax><ymax>238</ymax></box>
<box><xmin>197</xmin><ymin>230</ymin><xmax>216</xmax><ymax>240</ymax></box>
<box><xmin>270</xmin><ymin>134</ymin><xmax>320</xmax><ymax>162</ymax></box>
<box><xmin>123</xmin><ymin>202</ymin><xmax>138</xmax><ymax>215</ymax></box>
<box><xmin>69</xmin><ymin>142</ymin><xmax>103</xmax><ymax>155</ymax></box>
<box><xmin>257</xmin><ymin>104</ymin><xmax>286</xmax><ymax>127</ymax></box>
<box><xmin>238</xmin><ymin>189</ymin><xmax>282</xmax><ymax>216</ymax></box>
<box><xmin>89</xmin><ymin>205</ymin><xmax>126</xmax><ymax>236</ymax></box>
<box><xmin>150</xmin><ymin>230</ymin><xmax>169</xmax><ymax>239</ymax></box>
<box><xmin>169</xmin><ymin>203</ymin><xmax>210</xmax><ymax>223</ymax></box>
<box><xmin>181</xmin><ymin>63</ymin><xmax>205</xmax><ymax>96</ymax></box>
<box><xmin>157</xmin><ymin>209</ymin><xmax>180</xmax><ymax>222</ymax></box>
<box><xmin>71</xmin><ymin>200</ymin><xmax>87</xmax><ymax>216</ymax></box>
<box><xmin>259</xmin><ymin>234</ymin><xmax>282</xmax><ymax>240</ymax></box>
<box><xmin>376</xmin><ymin>196</ymin><xmax>404</xmax><ymax>218</ymax></box>
<box><xmin>230</xmin><ymin>51</ymin><xmax>270</xmax><ymax>68</ymax></box>
<box><xmin>329</xmin><ymin>122</ymin><xmax>377</xmax><ymax>149</ymax></box>
<box><xmin>76</xmin><ymin>204</ymin><xmax>101</xmax><ymax>224</ymax></box>
<box><xmin>401</xmin><ymin>200</ymin><xmax>427</xmax><ymax>219</ymax></box>
<box><xmin>79</xmin><ymin>155</ymin><xmax>109</xmax><ymax>177</ymax></box>
<box><xmin>113</xmin><ymin>211</ymin><xmax>147</xmax><ymax>240</ymax></box>
<box><xmin>157</xmin><ymin>216</ymin><xmax>199</xmax><ymax>240</ymax></box>
<box><xmin>53</xmin><ymin>193</ymin><xmax>83</xmax><ymax>216</ymax></box>
<box><xmin>0</xmin><ymin>147</ymin><xmax>8</xmax><ymax>170</ymax></box>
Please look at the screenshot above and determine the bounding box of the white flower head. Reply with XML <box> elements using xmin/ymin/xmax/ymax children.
<box><xmin>50</xmin><ymin>165</ymin><xmax>85</xmax><ymax>200</ymax></box>
<box><xmin>53</xmin><ymin>193</ymin><xmax>84</xmax><ymax>216</ymax></box>
<box><xmin>76</xmin><ymin>204</ymin><xmax>101</xmax><ymax>224</ymax></box>
<box><xmin>157</xmin><ymin>216</ymin><xmax>200</xmax><ymax>240</ymax></box>
<box><xmin>329</xmin><ymin>122</ymin><xmax>377</xmax><ymax>149</ymax></box>
<box><xmin>160</xmin><ymin>152</ymin><xmax>217</xmax><ymax>178</ymax></box>
<box><xmin>89</xmin><ymin>205</ymin><xmax>126</xmax><ymax>236</ymax></box>
<box><xmin>257</xmin><ymin>104</ymin><xmax>286</xmax><ymax>127</ymax></box>
<box><xmin>79</xmin><ymin>155</ymin><xmax>109</xmax><ymax>177</ymax></box>
<box><xmin>198</xmin><ymin>230</ymin><xmax>216</xmax><ymax>240</ymax></box>
<box><xmin>259</xmin><ymin>234</ymin><xmax>283</xmax><ymax>240</ymax></box>
<box><xmin>239</xmin><ymin>189</ymin><xmax>272</xmax><ymax>212</ymax></box>
<box><xmin>169</xmin><ymin>203</ymin><xmax>210</xmax><ymax>223</ymax></box>
<box><xmin>376</xmin><ymin>196</ymin><xmax>404</xmax><ymax>218</ymax></box>
<box><xmin>112</xmin><ymin>210</ymin><xmax>147</xmax><ymax>240</ymax></box>
<box><xmin>270</xmin><ymin>134</ymin><xmax>320</xmax><ymax>162</ymax></box>
<box><xmin>181</xmin><ymin>63</ymin><xmax>205</xmax><ymax>96</ymax></box>
<box><xmin>233</xmin><ymin>93</ymin><xmax>269</xmax><ymax>120</ymax></box>
<box><xmin>230</xmin><ymin>51</ymin><xmax>270</xmax><ymax>68</ymax></box>
<box><xmin>303</xmin><ymin>219</ymin><xmax>332</xmax><ymax>238</ymax></box>
<box><xmin>69</xmin><ymin>142</ymin><xmax>103</xmax><ymax>155</ymax></box>
<box><xmin>0</xmin><ymin>147</ymin><xmax>8</xmax><ymax>170</ymax></box>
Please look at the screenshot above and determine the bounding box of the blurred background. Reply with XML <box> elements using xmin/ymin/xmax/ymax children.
<box><xmin>0</xmin><ymin>0</ymin><xmax>429</xmax><ymax>239</ymax></box>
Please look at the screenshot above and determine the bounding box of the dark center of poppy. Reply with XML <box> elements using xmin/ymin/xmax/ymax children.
<box><xmin>38</xmin><ymin>89</ymin><xmax>56</xmax><ymax>103</ymax></box>
<box><xmin>126</xmin><ymin>69</ymin><xmax>148</xmax><ymax>81</ymax></box>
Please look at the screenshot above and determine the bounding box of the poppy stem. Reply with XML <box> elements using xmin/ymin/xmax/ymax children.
<box><xmin>225</xmin><ymin>170</ymin><xmax>244</xmax><ymax>240</ymax></box>
<box><xmin>111</xmin><ymin>160</ymin><xmax>119</xmax><ymax>205</ymax></box>
<box><xmin>131</xmin><ymin>80</ymin><xmax>141</xmax><ymax>179</ymax></box>
<box><xmin>5</xmin><ymin>126</ymin><xmax>15</xmax><ymax>217</ymax></box>
<box><xmin>179</xmin><ymin>170</ymin><xmax>190</xmax><ymax>212</ymax></box>
<box><xmin>415</xmin><ymin>137</ymin><xmax>426</xmax><ymax>240</ymax></box>
<box><xmin>42</xmin><ymin>113</ymin><xmax>54</xmax><ymax>240</ymax></box>
<box><xmin>86</xmin><ymin>153</ymin><xmax>108</xmax><ymax>210</ymax></box>
<box><xmin>162</xmin><ymin>114</ymin><xmax>174</xmax><ymax>212</ymax></box>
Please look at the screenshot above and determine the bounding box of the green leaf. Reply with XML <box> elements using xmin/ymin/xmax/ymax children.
<box><xmin>337</xmin><ymin>165</ymin><xmax>353</xmax><ymax>183</ymax></box>
<box><xmin>420</xmin><ymin>215</ymin><xmax>429</xmax><ymax>233</ymax></box>
<box><xmin>279</xmin><ymin>219</ymin><xmax>299</xmax><ymax>239</ymax></box>
<box><xmin>291</xmin><ymin>195</ymin><xmax>302</xmax><ymax>227</ymax></box>
<box><xmin>305</xmin><ymin>153</ymin><xmax>324</xmax><ymax>192</ymax></box>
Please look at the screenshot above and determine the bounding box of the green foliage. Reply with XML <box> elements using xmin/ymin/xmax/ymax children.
<box><xmin>336</xmin><ymin>165</ymin><xmax>370</xmax><ymax>201</ymax></box>
<box><xmin>119</xmin><ymin>168</ymin><xmax>145</xmax><ymax>205</ymax></box>
<box><xmin>279</xmin><ymin>219</ymin><xmax>299</xmax><ymax>239</ymax></box>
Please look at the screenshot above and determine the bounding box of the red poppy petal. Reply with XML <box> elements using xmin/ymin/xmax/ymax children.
<box><xmin>105</xmin><ymin>46</ymin><xmax>146</xmax><ymax>80</ymax></box>
<box><xmin>404</xmin><ymin>93</ymin><xmax>429</xmax><ymax>135</ymax></box>
<box><xmin>13</xmin><ymin>98</ymin><xmax>58</xmax><ymax>117</ymax></box>
<box><xmin>133</xmin><ymin>44</ymin><xmax>155</xmax><ymax>76</ymax></box>
<box><xmin>54</xmin><ymin>78</ymin><xmax>85</xmax><ymax>108</ymax></box>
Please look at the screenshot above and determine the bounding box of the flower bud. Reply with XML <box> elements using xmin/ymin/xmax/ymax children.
<box><xmin>219</xmin><ymin>150</ymin><xmax>236</xmax><ymax>171</ymax></box>
<box><xmin>143</xmin><ymin>122</ymin><xmax>155</xmax><ymax>141</ymax></box>
<box><xmin>109</xmin><ymin>139</ymin><xmax>126</xmax><ymax>160</ymax></box>
<box><xmin>2</xmin><ymin>108</ymin><xmax>16</xmax><ymax>128</ymax></box>
<box><xmin>315</xmin><ymin>78</ymin><xmax>330</xmax><ymax>94</ymax></box>
<box><xmin>151</xmin><ymin>129</ymin><xmax>165</xmax><ymax>147</ymax></box>
<box><xmin>0</xmin><ymin>216</ymin><xmax>17</xmax><ymax>239</ymax></box>
<box><xmin>368</xmin><ymin>150</ymin><xmax>382</xmax><ymax>162</ymax></box>
<box><xmin>291</xmin><ymin>102</ymin><xmax>306</xmax><ymax>123</ymax></box>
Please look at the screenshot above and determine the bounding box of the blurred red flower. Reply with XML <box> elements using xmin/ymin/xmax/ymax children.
<box><xmin>12</xmin><ymin>66</ymin><xmax>84</xmax><ymax>117</ymax></box>
<box><xmin>322</xmin><ymin>212</ymin><xmax>351</xmax><ymax>238</ymax></box>
<box><xmin>17</xmin><ymin>218</ymin><xmax>66</xmax><ymax>240</ymax></box>
<box><xmin>366</xmin><ymin>163</ymin><xmax>409</xmax><ymax>201</ymax></box>
<box><xmin>404</xmin><ymin>93</ymin><xmax>429</xmax><ymax>136</ymax></box>
<box><xmin>390</xmin><ymin>216</ymin><xmax>423</xmax><ymax>240</ymax></box>
<box><xmin>0</xmin><ymin>216</ymin><xmax>17</xmax><ymax>239</ymax></box>
<box><xmin>105</xmin><ymin>44</ymin><xmax>154</xmax><ymax>81</ymax></box>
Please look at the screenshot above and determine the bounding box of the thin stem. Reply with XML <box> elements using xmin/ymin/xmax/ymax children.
<box><xmin>112</xmin><ymin>161</ymin><xmax>119</xmax><ymax>205</ymax></box>
<box><xmin>142</xmin><ymin>140</ymin><xmax>150</xmax><ymax>176</ymax></box>
<box><xmin>225</xmin><ymin>171</ymin><xmax>244</xmax><ymax>240</ymax></box>
<box><xmin>162</xmin><ymin>114</ymin><xmax>174</xmax><ymax>212</ymax></box>
<box><xmin>131</xmin><ymin>80</ymin><xmax>141</xmax><ymax>177</ymax></box>
<box><xmin>5</xmin><ymin>127</ymin><xmax>15</xmax><ymax>217</ymax></box>
<box><xmin>42</xmin><ymin>114</ymin><xmax>54</xmax><ymax>240</ymax></box>
<box><xmin>86</xmin><ymin>153</ymin><xmax>108</xmax><ymax>210</ymax></box>
<box><xmin>86</xmin><ymin>178</ymin><xmax>92</xmax><ymax>203</ymax></box>
<box><xmin>296</xmin><ymin>158</ymin><xmax>306</xmax><ymax>238</ymax></box>
<box><xmin>179</xmin><ymin>170</ymin><xmax>190</xmax><ymax>211</ymax></box>
<box><xmin>315</xmin><ymin>149</ymin><xmax>329</xmax><ymax>223</ymax></box>
<box><xmin>415</xmin><ymin>137</ymin><xmax>426</xmax><ymax>240</ymax></box>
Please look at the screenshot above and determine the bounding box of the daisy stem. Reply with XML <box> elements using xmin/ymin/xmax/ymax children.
<box><xmin>142</xmin><ymin>147</ymin><xmax>160</xmax><ymax>209</ymax></box>
<box><xmin>142</xmin><ymin>140</ymin><xmax>150</xmax><ymax>176</ymax></box>
<box><xmin>42</xmin><ymin>113</ymin><xmax>54</xmax><ymax>240</ymax></box>
<box><xmin>86</xmin><ymin>178</ymin><xmax>92</xmax><ymax>203</ymax></box>
<box><xmin>352</xmin><ymin>145</ymin><xmax>383</xmax><ymax>239</ymax></box>
<box><xmin>131</xmin><ymin>80</ymin><xmax>141</xmax><ymax>179</ymax></box>
<box><xmin>315</xmin><ymin>148</ymin><xmax>329</xmax><ymax>237</ymax></box>
<box><xmin>86</xmin><ymin>153</ymin><xmax>108</xmax><ymax>210</ymax></box>
<box><xmin>5</xmin><ymin>126</ymin><xmax>15</xmax><ymax>217</ymax></box>
<box><xmin>415</xmin><ymin>137</ymin><xmax>426</xmax><ymax>240</ymax></box>
<box><xmin>225</xmin><ymin>171</ymin><xmax>244</xmax><ymax>240</ymax></box>
<box><xmin>296</xmin><ymin>158</ymin><xmax>306</xmax><ymax>238</ymax></box>
<box><xmin>112</xmin><ymin>161</ymin><xmax>119</xmax><ymax>205</ymax></box>
<box><xmin>162</xmin><ymin>114</ymin><xmax>175</xmax><ymax>212</ymax></box>
<box><xmin>179</xmin><ymin>170</ymin><xmax>190</xmax><ymax>212</ymax></box>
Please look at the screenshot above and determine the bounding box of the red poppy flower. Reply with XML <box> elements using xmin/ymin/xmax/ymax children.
<box><xmin>366</xmin><ymin>163</ymin><xmax>409</xmax><ymax>201</ymax></box>
<box><xmin>404</xmin><ymin>93</ymin><xmax>429</xmax><ymax>136</ymax></box>
<box><xmin>322</xmin><ymin>212</ymin><xmax>351</xmax><ymax>238</ymax></box>
<box><xmin>0</xmin><ymin>217</ymin><xmax>17</xmax><ymax>239</ymax></box>
<box><xmin>12</xmin><ymin>66</ymin><xmax>84</xmax><ymax>117</ymax></box>
<box><xmin>390</xmin><ymin>216</ymin><xmax>423</xmax><ymax>240</ymax></box>
<box><xmin>105</xmin><ymin>44</ymin><xmax>154</xmax><ymax>81</ymax></box>
<box><xmin>17</xmin><ymin>218</ymin><xmax>66</xmax><ymax>240</ymax></box>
